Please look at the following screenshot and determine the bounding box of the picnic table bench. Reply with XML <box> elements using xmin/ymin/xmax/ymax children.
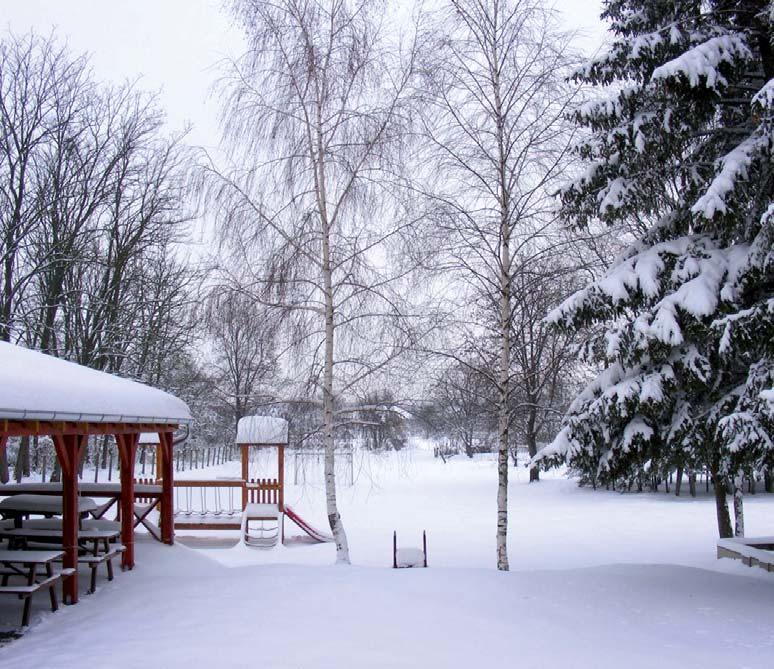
<box><xmin>0</xmin><ymin>494</ymin><xmax>97</xmax><ymax>528</ymax></box>
<box><xmin>0</xmin><ymin>549</ymin><xmax>75</xmax><ymax>626</ymax></box>
<box><xmin>22</xmin><ymin>517</ymin><xmax>121</xmax><ymax>533</ymax></box>
<box><xmin>0</xmin><ymin>483</ymin><xmax>163</xmax><ymax>540</ymax></box>
<box><xmin>0</xmin><ymin>528</ymin><xmax>125</xmax><ymax>594</ymax></box>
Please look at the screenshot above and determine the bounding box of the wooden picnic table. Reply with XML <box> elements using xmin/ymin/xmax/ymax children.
<box><xmin>0</xmin><ymin>481</ymin><xmax>162</xmax><ymax>497</ymax></box>
<box><xmin>0</xmin><ymin>527</ymin><xmax>123</xmax><ymax>593</ymax></box>
<box><xmin>0</xmin><ymin>527</ymin><xmax>118</xmax><ymax>551</ymax></box>
<box><xmin>0</xmin><ymin>549</ymin><xmax>74</xmax><ymax>626</ymax></box>
<box><xmin>0</xmin><ymin>483</ymin><xmax>163</xmax><ymax>540</ymax></box>
<box><xmin>0</xmin><ymin>494</ymin><xmax>98</xmax><ymax>528</ymax></box>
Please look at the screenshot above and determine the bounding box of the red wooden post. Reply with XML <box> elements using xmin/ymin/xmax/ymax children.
<box><xmin>0</xmin><ymin>435</ymin><xmax>7</xmax><ymax>464</ymax></box>
<box><xmin>278</xmin><ymin>445</ymin><xmax>285</xmax><ymax>513</ymax></box>
<box><xmin>116</xmin><ymin>433</ymin><xmax>139</xmax><ymax>569</ymax></box>
<box><xmin>241</xmin><ymin>445</ymin><xmax>249</xmax><ymax>509</ymax></box>
<box><xmin>157</xmin><ymin>430</ymin><xmax>175</xmax><ymax>545</ymax></box>
<box><xmin>53</xmin><ymin>433</ymin><xmax>86</xmax><ymax>604</ymax></box>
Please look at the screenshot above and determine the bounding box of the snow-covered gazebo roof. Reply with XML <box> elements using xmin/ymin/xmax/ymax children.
<box><xmin>236</xmin><ymin>416</ymin><xmax>288</xmax><ymax>445</ymax></box>
<box><xmin>0</xmin><ymin>341</ymin><xmax>191</xmax><ymax>425</ymax></box>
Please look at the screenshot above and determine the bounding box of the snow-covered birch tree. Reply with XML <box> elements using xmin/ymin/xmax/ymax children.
<box><xmin>536</xmin><ymin>0</ymin><xmax>774</xmax><ymax>538</ymax></box>
<box><xmin>421</xmin><ymin>0</ymin><xmax>579</xmax><ymax>570</ymax></box>
<box><xmin>203</xmin><ymin>0</ymin><xmax>423</xmax><ymax>563</ymax></box>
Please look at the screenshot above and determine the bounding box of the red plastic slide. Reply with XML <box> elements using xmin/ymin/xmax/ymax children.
<box><xmin>284</xmin><ymin>506</ymin><xmax>334</xmax><ymax>543</ymax></box>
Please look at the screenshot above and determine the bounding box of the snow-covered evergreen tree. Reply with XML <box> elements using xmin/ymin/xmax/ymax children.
<box><xmin>537</xmin><ymin>0</ymin><xmax>773</xmax><ymax>537</ymax></box>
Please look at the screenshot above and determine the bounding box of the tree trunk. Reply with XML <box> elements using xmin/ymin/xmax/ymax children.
<box><xmin>0</xmin><ymin>446</ymin><xmax>9</xmax><ymax>484</ymax></box>
<box><xmin>733</xmin><ymin>476</ymin><xmax>745</xmax><ymax>538</ymax></box>
<box><xmin>14</xmin><ymin>436</ymin><xmax>30</xmax><ymax>483</ymax></box>
<box><xmin>711</xmin><ymin>464</ymin><xmax>733</xmax><ymax>538</ymax></box>
<box><xmin>320</xmin><ymin>155</ymin><xmax>349</xmax><ymax>564</ymax></box>
<box><xmin>688</xmin><ymin>471</ymin><xmax>696</xmax><ymax>497</ymax></box>
<box><xmin>495</xmin><ymin>206</ymin><xmax>510</xmax><ymax>570</ymax></box>
<box><xmin>526</xmin><ymin>406</ymin><xmax>539</xmax><ymax>483</ymax></box>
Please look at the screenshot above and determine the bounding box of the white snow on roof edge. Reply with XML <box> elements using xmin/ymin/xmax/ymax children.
<box><xmin>236</xmin><ymin>416</ymin><xmax>288</xmax><ymax>445</ymax></box>
<box><xmin>0</xmin><ymin>342</ymin><xmax>192</xmax><ymax>425</ymax></box>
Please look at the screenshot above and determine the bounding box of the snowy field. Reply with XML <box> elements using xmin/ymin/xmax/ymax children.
<box><xmin>1</xmin><ymin>445</ymin><xmax>773</xmax><ymax>668</ymax></box>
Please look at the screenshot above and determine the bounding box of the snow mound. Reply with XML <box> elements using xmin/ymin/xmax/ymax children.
<box><xmin>396</xmin><ymin>547</ymin><xmax>425</xmax><ymax>568</ymax></box>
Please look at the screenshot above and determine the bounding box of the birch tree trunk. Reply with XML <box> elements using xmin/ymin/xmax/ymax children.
<box><xmin>319</xmin><ymin>130</ymin><xmax>350</xmax><ymax>563</ymax></box>
<box><xmin>497</xmin><ymin>235</ymin><xmax>511</xmax><ymax>571</ymax></box>
<box><xmin>496</xmin><ymin>61</ymin><xmax>511</xmax><ymax>571</ymax></box>
<box><xmin>733</xmin><ymin>475</ymin><xmax>745</xmax><ymax>538</ymax></box>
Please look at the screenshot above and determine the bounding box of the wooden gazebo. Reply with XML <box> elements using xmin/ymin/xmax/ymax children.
<box><xmin>0</xmin><ymin>342</ymin><xmax>191</xmax><ymax>603</ymax></box>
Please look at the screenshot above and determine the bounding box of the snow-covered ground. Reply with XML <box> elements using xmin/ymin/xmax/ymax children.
<box><xmin>2</xmin><ymin>445</ymin><xmax>773</xmax><ymax>668</ymax></box>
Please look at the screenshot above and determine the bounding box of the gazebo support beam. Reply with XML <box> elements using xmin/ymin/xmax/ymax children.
<box><xmin>116</xmin><ymin>433</ymin><xmax>139</xmax><ymax>569</ymax></box>
<box><xmin>157</xmin><ymin>430</ymin><xmax>174</xmax><ymax>544</ymax></box>
<box><xmin>53</xmin><ymin>433</ymin><xmax>87</xmax><ymax>604</ymax></box>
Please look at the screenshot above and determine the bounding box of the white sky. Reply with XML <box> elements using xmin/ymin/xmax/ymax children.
<box><xmin>3</xmin><ymin>0</ymin><xmax>606</xmax><ymax>150</ymax></box>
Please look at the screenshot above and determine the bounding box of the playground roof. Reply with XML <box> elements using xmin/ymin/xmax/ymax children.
<box><xmin>0</xmin><ymin>341</ymin><xmax>191</xmax><ymax>425</ymax></box>
<box><xmin>236</xmin><ymin>416</ymin><xmax>288</xmax><ymax>445</ymax></box>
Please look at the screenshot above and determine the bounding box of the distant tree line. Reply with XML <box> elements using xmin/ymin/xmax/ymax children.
<box><xmin>0</xmin><ymin>33</ymin><xmax>197</xmax><ymax>480</ymax></box>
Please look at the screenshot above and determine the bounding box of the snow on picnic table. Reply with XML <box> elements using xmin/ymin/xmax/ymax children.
<box><xmin>1</xmin><ymin>448</ymin><xmax>773</xmax><ymax>668</ymax></box>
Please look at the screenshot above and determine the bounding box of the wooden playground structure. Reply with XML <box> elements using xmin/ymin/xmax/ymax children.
<box><xmin>170</xmin><ymin>416</ymin><xmax>332</xmax><ymax>548</ymax></box>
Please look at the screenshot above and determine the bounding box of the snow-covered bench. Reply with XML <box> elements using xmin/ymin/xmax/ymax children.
<box><xmin>717</xmin><ymin>536</ymin><xmax>774</xmax><ymax>572</ymax></box>
<box><xmin>2</xmin><ymin>527</ymin><xmax>125</xmax><ymax>592</ymax></box>
<box><xmin>0</xmin><ymin>549</ymin><xmax>75</xmax><ymax>626</ymax></box>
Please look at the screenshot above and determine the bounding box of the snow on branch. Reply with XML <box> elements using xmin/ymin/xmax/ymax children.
<box><xmin>651</xmin><ymin>34</ymin><xmax>751</xmax><ymax>90</ymax></box>
<box><xmin>752</xmin><ymin>78</ymin><xmax>774</xmax><ymax>114</ymax></box>
<box><xmin>762</xmin><ymin>389</ymin><xmax>774</xmax><ymax>412</ymax></box>
<box><xmin>548</xmin><ymin>235</ymin><xmax>751</xmax><ymax>347</ymax></box>
<box><xmin>622</xmin><ymin>416</ymin><xmax>653</xmax><ymax>452</ymax></box>
<box><xmin>691</xmin><ymin>132</ymin><xmax>770</xmax><ymax>219</ymax></box>
<box><xmin>713</xmin><ymin>298</ymin><xmax>774</xmax><ymax>356</ymax></box>
<box><xmin>597</xmin><ymin>177</ymin><xmax>634</xmax><ymax>214</ymax></box>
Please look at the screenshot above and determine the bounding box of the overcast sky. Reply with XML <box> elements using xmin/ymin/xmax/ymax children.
<box><xmin>4</xmin><ymin>1</ymin><xmax>606</xmax><ymax>150</ymax></box>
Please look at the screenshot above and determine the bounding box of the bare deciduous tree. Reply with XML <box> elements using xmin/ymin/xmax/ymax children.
<box><xmin>421</xmin><ymin>0</ymin><xmax>579</xmax><ymax>570</ymax></box>
<box><xmin>0</xmin><ymin>32</ymin><xmax>196</xmax><ymax>482</ymax></box>
<box><xmin>202</xmin><ymin>287</ymin><xmax>279</xmax><ymax>433</ymax></box>
<box><xmin>202</xmin><ymin>0</ymin><xmax>424</xmax><ymax>563</ymax></box>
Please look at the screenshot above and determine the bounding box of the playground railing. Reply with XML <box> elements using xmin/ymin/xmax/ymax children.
<box><xmin>245</xmin><ymin>478</ymin><xmax>281</xmax><ymax>505</ymax></box>
<box><xmin>172</xmin><ymin>479</ymin><xmax>244</xmax><ymax>518</ymax></box>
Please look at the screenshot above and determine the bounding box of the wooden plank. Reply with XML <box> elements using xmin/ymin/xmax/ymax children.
<box><xmin>173</xmin><ymin>480</ymin><xmax>244</xmax><ymax>488</ymax></box>
<box><xmin>0</xmin><ymin>420</ymin><xmax>179</xmax><ymax>438</ymax></box>
<box><xmin>174</xmin><ymin>522</ymin><xmax>242</xmax><ymax>531</ymax></box>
